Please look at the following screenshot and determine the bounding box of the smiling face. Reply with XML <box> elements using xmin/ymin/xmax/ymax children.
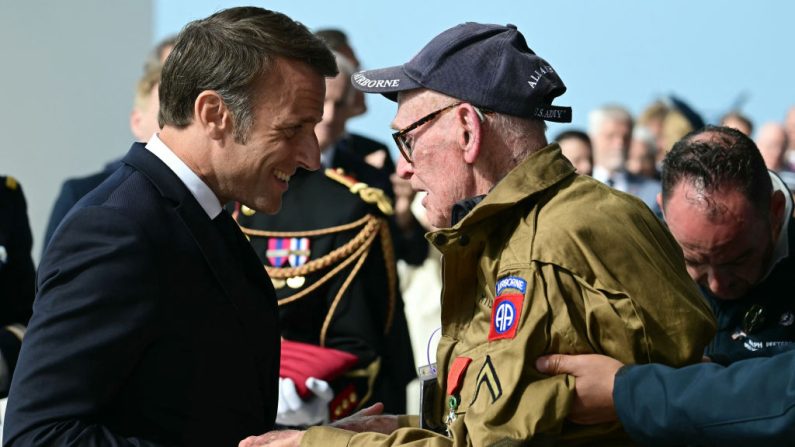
<box><xmin>223</xmin><ymin>57</ymin><xmax>325</xmax><ymax>213</ymax></box>
<box><xmin>394</xmin><ymin>90</ymin><xmax>475</xmax><ymax>228</ymax></box>
<box><xmin>663</xmin><ymin>181</ymin><xmax>779</xmax><ymax>300</ymax></box>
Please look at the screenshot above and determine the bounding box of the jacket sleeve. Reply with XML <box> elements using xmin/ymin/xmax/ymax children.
<box><xmin>614</xmin><ymin>351</ymin><xmax>795</xmax><ymax>446</ymax></box>
<box><xmin>4</xmin><ymin>206</ymin><xmax>166</xmax><ymax>447</ymax></box>
<box><xmin>302</xmin><ymin>425</ymin><xmax>453</xmax><ymax>447</ymax></box>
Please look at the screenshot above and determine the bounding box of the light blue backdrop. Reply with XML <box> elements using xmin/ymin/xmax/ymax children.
<box><xmin>155</xmin><ymin>0</ymin><xmax>794</xmax><ymax>155</ymax></box>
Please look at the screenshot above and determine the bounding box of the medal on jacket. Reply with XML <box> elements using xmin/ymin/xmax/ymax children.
<box><xmin>445</xmin><ymin>356</ymin><xmax>472</xmax><ymax>436</ymax></box>
<box><xmin>286</xmin><ymin>276</ymin><xmax>306</xmax><ymax>289</ymax></box>
<box><xmin>742</xmin><ymin>304</ymin><xmax>766</xmax><ymax>334</ymax></box>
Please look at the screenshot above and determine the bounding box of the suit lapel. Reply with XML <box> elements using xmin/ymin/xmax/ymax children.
<box><xmin>122</xmin><ymin>143</ymin><xmax>279</xmax><ymax>375</ymax></box>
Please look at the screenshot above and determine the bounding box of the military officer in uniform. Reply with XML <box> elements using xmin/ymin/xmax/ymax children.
<box><xmin>0</xmin><ymin>176</ymin><xmax>35</xmax><ymax>397</ymax></box>
<box><xmin>233</xmin><ymin>167</ymin><xmax>414</xmax><ymax>424</ymax></box>
<box><xmin>233</xmin><ymin>52</ymin><xmax>415</xmax><ymax>426</ymax></box>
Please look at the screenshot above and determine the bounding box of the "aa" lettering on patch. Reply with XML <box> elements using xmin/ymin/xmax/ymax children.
<box><xmin>488</xmin><ymin>293</ymin><xmax>524</xmax><ymax>341</ymax></box>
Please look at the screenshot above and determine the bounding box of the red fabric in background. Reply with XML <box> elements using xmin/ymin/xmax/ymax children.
<box><xmin>279</xmin><ymin>339</ymin><xmax>359</xmax><ymax>398</ymax></box>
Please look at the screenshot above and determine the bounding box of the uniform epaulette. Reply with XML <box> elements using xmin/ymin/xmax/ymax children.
<box><xmin>4</xmin><ymin>176</ymin><xmax>18</xmax><ymax>190</ymax></box>
<box><xmin>324</xmin><ymin>168</ymin><xmax>394</xmax><ymax>216</ymax></box>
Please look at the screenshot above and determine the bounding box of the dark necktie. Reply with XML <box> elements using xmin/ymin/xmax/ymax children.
<box><xmin>213</xmin><ymin>209</ymin><xmax>246</xmax><ymax>255</ymax></box>
<box><xmin>213</xmin><ymin>209</ymin><xmax>271</xmax><ymax>289</ymax></box>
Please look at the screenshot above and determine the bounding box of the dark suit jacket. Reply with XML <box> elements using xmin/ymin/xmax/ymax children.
<box><xmin>5</xmin><ymin>144</ymin><xmax>281</xmax><ymax>446</ymax></box>
<box><xmin>42</xmin><ymin>158</ymin><xmax>124</xmax><ymax>252</ymax></box>
<box><xmin>234</xmin><ymin>169</ymin><xmax>415</xmax><ymax>415</ymax></box>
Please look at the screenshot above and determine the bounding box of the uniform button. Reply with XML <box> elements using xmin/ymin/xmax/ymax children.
<box><xmin>459</xmin><ymin>234</ymin><xmax>470</xmax><ymax>246</ymax></box>
<box><xmin>434</xmin><ymin>234</ymin><xmax>448</xmax><ymax>245</ymax></box>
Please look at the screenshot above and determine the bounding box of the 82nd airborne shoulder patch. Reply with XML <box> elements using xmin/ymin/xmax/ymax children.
<box><xmin>489</xmin><ymin>275</ymin><xmax>527</xmax><ymax>342</ymax></box>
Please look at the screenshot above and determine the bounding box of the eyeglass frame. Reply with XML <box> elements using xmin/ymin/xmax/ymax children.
<box><xmin>392</xmin><ymin>101</ymin><xmax>492</xmax><ymax>163</ymax></box>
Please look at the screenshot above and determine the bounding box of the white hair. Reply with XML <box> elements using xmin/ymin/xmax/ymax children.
<box><xmin>588</xmin><ymin>104</ymin><xmax>633</xmax><ymax>135</ymax></box>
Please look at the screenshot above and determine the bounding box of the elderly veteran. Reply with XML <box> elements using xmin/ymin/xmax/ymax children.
<box><xmin>242</xmin><ymin>22</ymin><xmax>716</xmax><ymax>447</ymax></box>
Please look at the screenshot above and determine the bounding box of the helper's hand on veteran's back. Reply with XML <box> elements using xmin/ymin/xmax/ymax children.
<box><xmin>536</xmin><ymin>354</ymin><xmax>623</xmax><ymax>425</ymax></box>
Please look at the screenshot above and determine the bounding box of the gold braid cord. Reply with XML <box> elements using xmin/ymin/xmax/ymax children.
<box><xmin>236</xmin><ymin>204</ymin><xmax>398</xmax><ymax>345</ymax></box>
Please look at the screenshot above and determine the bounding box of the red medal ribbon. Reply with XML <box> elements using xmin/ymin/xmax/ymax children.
<box><xmin>446</xmin><ymin>356</ymin><xmax>472</xmax><ymax>396</ymax></box>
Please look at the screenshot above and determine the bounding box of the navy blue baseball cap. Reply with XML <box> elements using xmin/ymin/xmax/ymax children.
<box><xmin>351</xmin><ymin>22</ymin><xmax>571</xmax><ymax>122</ymax></box>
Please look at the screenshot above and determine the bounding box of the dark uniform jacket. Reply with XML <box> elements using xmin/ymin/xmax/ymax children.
<box><xmin>705</xmin><ymin>212</ymin><xmax>795</xmax><ymax>364</ymax></box>
<box><xmin>234</xmin><ymin>168</ymin><xmax>415</xmax><ymax>417</ymax></box>
<box><xmin>0</xmin><ymin>176</ymin><xmax>35</xmax><ymax>396</ymax></box>
<box><xmin>333</xmin><ymin>133</ymin><xmax>428</xmax><ymax>266</ymax></box>
<box><xmin>4</xmin><ymin>144</ymin><xmax>281</xmax><ymax>446</ymax></box>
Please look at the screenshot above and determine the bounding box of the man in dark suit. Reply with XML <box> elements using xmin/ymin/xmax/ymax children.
<box><xmin>3</xmin><ymin>7</ymin><xmax>337</xmax><ymax>446</ymax></box>
<box><xmin>0</xmin><ymin>176</ymin><xmax>34</xmax><ymax>398</ymax></box>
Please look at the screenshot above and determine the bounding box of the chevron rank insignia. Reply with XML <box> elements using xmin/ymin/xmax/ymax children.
<box><xmin>471</xmin><ymin>355</ymin><xmax>502</xmax><ymax>405</ymax></box>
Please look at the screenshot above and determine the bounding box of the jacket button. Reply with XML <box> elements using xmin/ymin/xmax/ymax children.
<box><xmin>459</xmin><ymin>234</ymin><xmax>470</xmax><ymax>246</ymax></box>
<box><xmin>434</xmin><ymin>234</ymin><xmax>448</xmax><ymax>245</ymax></box>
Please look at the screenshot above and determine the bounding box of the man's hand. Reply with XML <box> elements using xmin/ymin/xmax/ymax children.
<box><xmin>238</xmin><ymin>430</ymin><xmax>303</xmax><ymax>447</ymax></box>
<box><xmin>535</xmin><ymin>354</ymin><xmax>624</xmax><ymax>424</ymax></box>
<box><xmin>330</xmin><ymin>402</ymin><xmax>399</xmax><ymax>434</ymax></box>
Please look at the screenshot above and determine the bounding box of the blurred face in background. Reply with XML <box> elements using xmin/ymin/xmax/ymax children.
<box><xmin>315</xmin><ymin>71</ymin><xmax>353</xmax><ymax>152</ymax></box>
<box><xmin>591</xmin><ymin>117</ymin><xmax>631</xmax><ymax>173</ymax></box>
<box><xmin>756</xmin><ymin>123</ymin><xmax>789</xmax><ymax>171</ymax></box>
<box><xmin>626</xmin><ymin>136</ymin><xmax>657</xmax><ymax>178</ymax></box>
<box><xmin>130</xmin><ymin>83</ymin><xmax>161</xmax><ymax>142</ymax></box>
<box><xmin>558</xmin><ymin>136</ymin><xmax>593</xmax><ymax>176</ymax></box>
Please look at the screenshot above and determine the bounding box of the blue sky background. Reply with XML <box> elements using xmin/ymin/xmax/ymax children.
<box><xmin>155</xmin><ymin>0</ymin><xmax>794</xmax><ymax>157</ymax></box>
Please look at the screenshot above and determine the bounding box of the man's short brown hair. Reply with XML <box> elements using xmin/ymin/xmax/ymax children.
<box><xmin>159</xmin><ymin>7</ymin><xmax>337</xmax><ymax>143</ymax></box>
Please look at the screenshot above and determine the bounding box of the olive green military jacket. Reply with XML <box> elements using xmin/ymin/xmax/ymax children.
<box><xmin>302</xmin><ymin>144</ymin><xmax>716</xmax><ymax>446</ymax></box>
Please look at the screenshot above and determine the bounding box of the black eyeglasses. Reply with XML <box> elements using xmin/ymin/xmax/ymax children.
<box><xmin>392</xmin><ymin>102</ymin><xmax>492</xmax><ymax>163</ymax></box>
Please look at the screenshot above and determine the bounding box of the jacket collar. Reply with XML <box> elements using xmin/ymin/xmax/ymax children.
<box><xmin>121</xmin><ymin>142</ymin><xmax>191</xmax><ymax>206</ymax></box>
<box><xmin>448</xmin><ymin>143</ymin><xmax>575</xmax><ymax>230</ymax></box>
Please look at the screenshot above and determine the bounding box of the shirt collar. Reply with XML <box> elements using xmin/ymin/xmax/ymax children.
<box><xmin>145</xmin><ymin>133</ymin><xmax>222</xmax><ymax>219</ymax></box>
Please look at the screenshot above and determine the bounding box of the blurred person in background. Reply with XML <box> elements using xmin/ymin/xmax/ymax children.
<box><xmin>756</xmin><ymin>122</ymin><xmax>795</xmax><ymax>191</ymax></box>
<box><xmin>589</xmin><ymin>104</ymin><xmax>660</xmax><ymax>210</ymax></box>
<box><xmin>627</xmin><ymin>125</ymin><xmax>660</xmax><ymax>180</ymax></box>
<box><xmin>721</xmin><ymin>110</ymin><xmax>753</xmax><ymax>137</ymax></box>
<box><xmin>315</xmin><ymin>29</ymin><xmax>428</xmax><ymax>266</ymax></box>
<box><xmin>0</xmin><ymin>176</ymin><xmax>34</xmax><ymax>399</ymax></box>
<box><xmin>783</xmin><ymin>106</ymin><xmax>795</xmax><ymax>170</ymax></box>
<box><xmin>553</xmin><ymin>129</ymin><xmax>592</xmax><ymax>175</ymax></box>
<box><xmin>658</xmin><ymin>96</ymin><xmax>704</xmax><ymax>162</ymax></box>
<box><xmin>637</xmin><ymin>100</ymin><xmax>670</xmax><ymax>156</ymax></box>
<box><xmin>42</xmin><ymin>36</ymin><xmax>176</xmax><ymax>251</ymax></box>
